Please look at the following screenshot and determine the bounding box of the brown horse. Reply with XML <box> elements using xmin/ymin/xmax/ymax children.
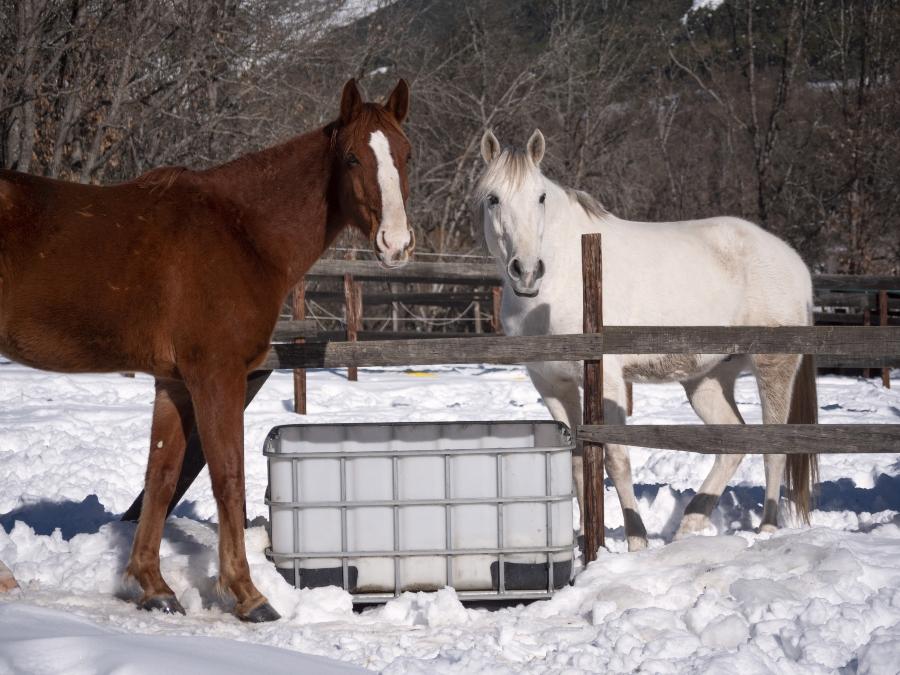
<box><xmin>0</xmin><ymin>79</ymin><xmax>413</xmax><ymax>622</ymax></box>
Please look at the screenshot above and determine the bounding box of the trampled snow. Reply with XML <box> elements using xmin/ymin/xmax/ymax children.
<box><xmin>1</xmin><ymin>360</ymin><xmax>899</xmax><ymax>673</ymax></box>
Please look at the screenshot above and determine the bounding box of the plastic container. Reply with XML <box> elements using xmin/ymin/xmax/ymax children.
<box><xmin>264</xmin><ymin>420</ymin><xmax>574</xmax><ymax>602</ymax></box>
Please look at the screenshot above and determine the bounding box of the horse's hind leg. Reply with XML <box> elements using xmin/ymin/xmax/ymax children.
<box><xmin>126</xmin><ymin>378</ymin><xmax>194</xmax><ymax>614</ymax></box>
<box><xmin>675</xmin><ymin>358</ymin><xmax>747</xmax><ymax>539</ymax></box>
<box><xmin>187</xmin><ymin>369</ymin><xmax>279</xmax><ymax>622</ymax></box>
<box><xmin>751</xmin><ymin>353</ymin><xmax>802</xmax><ymax>532</ymax></box>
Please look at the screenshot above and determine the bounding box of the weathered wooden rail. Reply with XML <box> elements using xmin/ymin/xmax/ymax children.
<box><xmin>577</xmin><ymin>424</ymin><xmax>900</xmax><ymax>454</ymax></box>
<box><xmin>307</xmin><ymin>258</ymin><xmax>499</xmax><ymax>284</ymax></box>
<box><xmin>261</xmin><ymin>326</ymin><xmax>900</xmax><ymax>370</ymax></box>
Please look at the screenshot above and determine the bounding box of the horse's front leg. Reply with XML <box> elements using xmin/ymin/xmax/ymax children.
<box><xmin>602</xmin><ymin>368</ymin><xmax>648</xmax><ymax>552</ymax></box>
<box><xmin>525</xmin><ymin>363</ymin><xmax>584</xmax><ymax>533</ymax></box>
<box><xmin>187</xmin><ymin>368</ymin><xmax>279</xmax><ymax>623</ymax></box>
<box><xmin>126</xmin><ymin>378</ymin><xmax>194</xmax><ymax>614</ymax></box>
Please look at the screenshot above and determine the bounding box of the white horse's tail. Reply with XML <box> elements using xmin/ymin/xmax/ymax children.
<box><xmin>786</xmin><ymin>354</ymin><xmax>819</xmax><ymax>522</ymax></box>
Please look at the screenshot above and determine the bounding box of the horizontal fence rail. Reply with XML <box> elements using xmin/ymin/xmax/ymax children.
<box><xmin>306</xmin><ymin>259</ymin><xmax>899</xmax><ymax>291</ymax></box>
<box><xmin>271</xmin><ymin>319</ymin><xmax>318</xmax><ymax>342</ymax></box>
<box><xmin>816</xmin><ymin>355</ymin><xmax>900</xmax><ymax>368</ymax></box>
<box><xmin>261</xmin><ymin>326</ymin><xmax>900</xmax><ymax>370</ymax></box>
<box><xmin>814</xmin><ymin>275</ymin><xmax>900</xmax><ymax>291</ymax></box>
<box><xmin>307</xmin><ymin>259</ymin><xmax>500</xmax><ymax>284</ymax></box>
<box><xmin>577</xmin><ymin>424</ymin><xmax>900</xmax><ymax>454</ymax></box>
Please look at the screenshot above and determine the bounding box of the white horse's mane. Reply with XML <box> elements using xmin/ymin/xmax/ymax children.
<box><xmin>473</xmin><ymin>148</ymin><xmax>608</xmax><ymax>221</ymax></box>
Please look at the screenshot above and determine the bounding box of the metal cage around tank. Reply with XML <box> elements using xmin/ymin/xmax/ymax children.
<box><xmin>263</xmin><ymin>420</ymin><xmax>575</xmax><ymax>603</ymax></box>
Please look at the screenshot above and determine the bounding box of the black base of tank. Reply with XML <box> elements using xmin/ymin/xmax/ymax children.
<box><xmin>276</xmin><ymin>565</ymin><xmax>359</xmax><ymax>591</ymax></box>
<box><xmin>276</xmin><ymin>559</ymin><xmax>572</xmax><ymax>594</ymax></box>
<box><xmin>490</xmin><ymin>559</ymin><xmax>572</xmax><ymax>591</ymax></box>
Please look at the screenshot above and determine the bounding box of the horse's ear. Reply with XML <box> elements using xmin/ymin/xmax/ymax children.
<box><xmin>385</xmin><ymin>79</ymin><xmax>409</xmax><ymax>124</ymax></box>
<box><xmin>481</xmin><ymin>130</ymin><xmax>501</xmax><ymax>164</ymax></box>
<box><xmin>340</xmin><ymin>78</ymin><xmax>363</xmax><ymax>125</ymax></box>
<box><xmin>527</xmin><ymin>129</ymin><xmax>545</xmax><ymax>165</ymax></box>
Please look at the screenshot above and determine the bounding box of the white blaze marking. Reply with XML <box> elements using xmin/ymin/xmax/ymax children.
<box><xmin>368</xmin><ymin>131</ymin><xmax>408</xmax><ymax>250</ymax></box>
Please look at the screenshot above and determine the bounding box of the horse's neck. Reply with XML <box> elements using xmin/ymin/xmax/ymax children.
<box><xmin>541</xmin><ymin>182</ymin><xmax>603</xmax><ymax>267</ymax></box>
<box><xmin>201</xmin><ymin>128</ymin><xmax>339</xmax><ymax>291</ymax></box>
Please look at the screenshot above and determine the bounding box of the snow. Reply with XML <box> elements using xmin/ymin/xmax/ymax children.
<box><xmin>687</xmin><ymin>0</ymin><xmax>725</xmax><ymax>14</ymax></box>
<box><xmin>1</xmin><ymin>359</ymin><xmax>899</xmax><ymax>673</ymax></box>
<box><xmin>0</xmin><ymin>604</ymin><xmax>366</xmax><ymax>675</ymax></box>
<box><xmin>683</xmin><ymin>0</ymin><xmax>726</xmax><ymax>25</ymax></box>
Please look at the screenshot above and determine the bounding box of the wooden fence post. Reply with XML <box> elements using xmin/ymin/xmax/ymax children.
<box><xmin>626</xmin><ymin>382</ymin><xmax>633</xmax><ymax>417</ymax></box>
<box><xmin>863</xmin><ymin>301</ymin><xmax>872</xmax><ymax>379</ymax></box>
<box><xmin>491</xmin><ymin>286</ymin><xmax>503</xmax><ymax>334</ymax></box>
<box><xmin>391</xmin><ymin>282</ymin><xmax>400</xmax><ymax>333</ymax></box>
<box><xmin>880</xmin><ymin>290</ymin><xmax>891</xmax><ymax>388</ymax></box>
<box><xmin>581</xmin><ymin>233</ymin><xmax>605</xmax><ymax>561</ymax></box>
<box><xmin>292</xmin><ymin>280</ymin><xmax>307</xmax><ymax>414</ymax></box>
<box><xmin>344</xmin><ymin>273</ymin><xmax>361</xmax><ymax>381</ymax></box>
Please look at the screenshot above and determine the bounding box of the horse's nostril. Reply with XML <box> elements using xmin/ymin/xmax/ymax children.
<box><xmin>535</xmin><ymin>259</ymin><xmax>545</xmax><ymax>279</ymax></box>
<box><xmin>377</xmin><ymin>229</ymin><xmax>389</xmax><ymax>252</ymax></box>
<box><xmin>509</xmin><ymin>258</ymin><xmax>523</xmax><ymax>279</ymax></box>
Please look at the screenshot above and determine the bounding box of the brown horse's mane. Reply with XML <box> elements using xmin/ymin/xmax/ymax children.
<box><xmin>124</xmin><ymin>103</ymin><xmax>402</xmax><ymax>203</ymax></box>
<box><xmin>133</xmin><ymin>166</ymin><xmax>188</xmax><ymax>194</ymax></box>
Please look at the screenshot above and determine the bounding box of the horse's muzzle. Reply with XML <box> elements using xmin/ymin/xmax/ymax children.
<box><xmin>507</xmin><ymin>256</ymin><xmax>544</xmax><ymax>297</ymax></box>
<box><xmin>375</xmin><ymin>226</ymin><xmax>415</xmax><ymax>269</ymax></box>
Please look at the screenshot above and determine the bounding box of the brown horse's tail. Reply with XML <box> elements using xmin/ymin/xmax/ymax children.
<box><xmin>785</xmin><ymin>354</ymin><xmax>819</xmax><ymax>523</ymax></box>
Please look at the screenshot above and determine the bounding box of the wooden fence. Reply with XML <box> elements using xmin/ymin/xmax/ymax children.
<box><xmin>266</xmin><ymin>236</ymin><xmax>900</xmax><ymax>563</ymax></box>
<box><xmin>277</xmin><ymin>259</ymin><xmax>899</xmax><ymax>413</ymax></box>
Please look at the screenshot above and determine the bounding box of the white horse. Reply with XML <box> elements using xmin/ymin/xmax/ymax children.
<box><xmin>476</xmin><ymin>129</ymin><xmax>818</xmax><ymax>551</ymax></box>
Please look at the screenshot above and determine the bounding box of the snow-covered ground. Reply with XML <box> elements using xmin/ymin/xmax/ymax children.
<box><xmin>1</xmin><ymin>361</ymin><xmax>899</xmax><ymax>673</ymax></box>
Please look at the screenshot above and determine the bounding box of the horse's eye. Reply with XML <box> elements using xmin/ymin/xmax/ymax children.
<box><xmin>407</xmin><ymin>152</ymin><xmax>413</xmax><ymax>163</ymax></box>
<box><xmin>539</xmin><ymin>193</ymin><xmax>546</xmax><ymax>204</ymax></box>
<box><xmin>346</xmin><ymin>153</ymin><xmax>360</xmax><ymax>166</ymax></box>
<box><xmin>488</xmin><ymin>194</ymin><xmax>499</xmax><ymax>206</ymax></box>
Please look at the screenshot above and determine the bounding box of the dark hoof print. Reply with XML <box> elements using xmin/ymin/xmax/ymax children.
<box><xmin>140</xmin><ymin>595</ymin><xmax>185</xmax><ymax>615</ymax></box>
<box><xmin>240</xmin><ymin>601</ymin><xmax>281</xmax><ymax>623</ymax></box>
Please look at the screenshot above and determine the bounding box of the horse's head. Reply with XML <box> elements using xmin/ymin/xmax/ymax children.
<box><xmin>332</xmin><ymin>78</ymin><xmax>414</xmax><ymax>268</ymax></box>
<box><xmin>476</xmin><ymin>129</ymin><xmax>548</xmax><ymax>297</ymax></box>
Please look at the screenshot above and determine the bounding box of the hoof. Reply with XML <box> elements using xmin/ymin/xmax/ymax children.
<box><xmin>674</xmin><ymin>513</ymin><xmax>715</xmax><ymax>540</ymax></box>
<box><xmin>627</xmin><ymin>536</ymin><xmax>648</xmax><ymax>552</ymax></box>
<box><xmin>758</xmin><ymin>523</ymin><xmax>778</xmax><ymax>534</ymax></box>
<box><xmin>139</xmin><ymin>594</ymin><xmax>185</xmax><ymax>616</ymax></box>
<box><xmin>239</xmin><ymin>601</ymin><xmax>281</xmax><ymax>623</ymax></box>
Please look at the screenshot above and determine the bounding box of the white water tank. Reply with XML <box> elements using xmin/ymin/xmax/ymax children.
<box><xmin>265</xmin><ymin>420</ymin><xmax>574</xmax><ymax>602</ymax></box>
